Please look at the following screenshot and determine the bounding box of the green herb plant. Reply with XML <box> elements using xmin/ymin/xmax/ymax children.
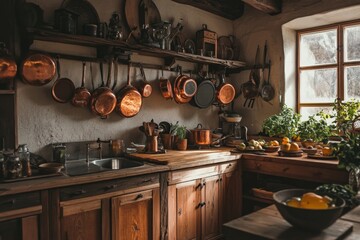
<box><xmin>261</xmin><ymin>105</ymin><xmax>301</xmax><ymax>138</ymax></box>
<box><xmin>332</xmin><ymin>132</ymin><xmax>360</xmax><ymax>171</ymax></box>
<box><xmin>315</xmin><ymin>184</ymin><xmax>360</xmax><ymax>208</ymax></box>
<box><xmin>297</xmin><ymin>111</ymin><xmax>335</xmax><ymax>143</ymax></box>
<box><xmin>175</xmin><ymin>125</ymin><xmax>187</xmax><ymax>140</ymax></box>
<box><xmin>332</xmin><ymin>98</ymin><xmax>360</xmax><ymax>135</ymax></box>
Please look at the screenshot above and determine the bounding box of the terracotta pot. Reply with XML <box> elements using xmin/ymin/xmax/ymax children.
<box><xmin>176</xmin><ymin>139</ymin><xmax>187</xmax><ymax>151</ymax></box>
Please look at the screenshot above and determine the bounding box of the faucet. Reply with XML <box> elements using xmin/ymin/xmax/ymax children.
<box><xmin>86</xmin><ymin>141</ymin><xmax>102</xmax><ymax>167</ymax></box>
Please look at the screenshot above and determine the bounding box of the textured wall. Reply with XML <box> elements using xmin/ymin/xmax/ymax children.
<box><xmin>18</xmin><ymin>0</ymin><xmax>234</xmax><ymax>159</ymax></box>
<box><xmin>232</xmin><ymin>0</ymin><xmax>360</xmax><ymax>134</ymax></box>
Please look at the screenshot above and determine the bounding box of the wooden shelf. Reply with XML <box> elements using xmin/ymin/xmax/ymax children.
<box><xmin>26</xmin><ymin>28</ymin><xmax>246</xmax><ymax>70</ymax></box>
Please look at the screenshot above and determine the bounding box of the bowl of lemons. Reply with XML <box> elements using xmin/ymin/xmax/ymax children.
<box><xmin>273</xmin><ymin>189</ymin><xmax>345</xmax><ymax>231</ymax></box>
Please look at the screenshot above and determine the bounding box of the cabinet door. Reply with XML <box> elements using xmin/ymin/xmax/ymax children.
<box><xmin>112</xmin><ymin>188</ymin><xmax>160</xmax><ymax>240</ymax></box>
<box><xmin>60</xmin><ymin>198</ymin><xmax>108</xmax><ymax>240</ymax></box>
<box><xmin>222</xmin><ymin>169</ymin><xmax>241</xmax><ymax>223</ymax></box>
<box><xmin>175</xmin><ymin>180</ymin><xmax>201</xmax><ymax>240</ymax></box>
<box><xmin>202</xmin><ymin>175</ymin><xmax>221</xmax><ymax>240</ymax></box>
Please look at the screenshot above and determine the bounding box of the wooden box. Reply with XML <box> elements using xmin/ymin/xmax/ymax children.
<box><xmin>196</xmin><ymin>24</ymin><xmax>217</xmax><ymax>58</ymax></box>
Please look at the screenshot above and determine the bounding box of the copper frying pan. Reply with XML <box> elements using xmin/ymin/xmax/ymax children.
<box><xmin>72</xmin><ymin>62</ymin><xmax>91</xmax><ymax>107</ymax></box>
<box><xmin>116</xmin><ymin>64</ymin><xmax>142</xmax><ymax>118</ymax></box>
<box><xmin>51</xmin><ymin>57</ymin><xmax>75</xmax><ymax>103</ymax></box>
<box><xmin>217</xmin><ymin>72</ymin><xmax>235</xmax><ymax>105</ymax></box>
<box><xmin>159</xmin><ymin>69</ymin><xmax>172</xmax><ymax>100</ymax></box>
<box><xmin>21</xmin><ymin>52</ymin><xmax>56</xmax><ymax>86</ymax></box>
<box><xmin>137</xmin><ymin>64</ymin><xmax>152</xmax><ymax>98</ymax></box>
<box><xmin>173</xmin><ymin>69</ymin><xmax>197</xmax><ymax>104</ymax></box>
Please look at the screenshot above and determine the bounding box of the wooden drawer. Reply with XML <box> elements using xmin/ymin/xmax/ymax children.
<box><xmin>60</xmin><ymin>173</ymin><xmax>159</xmax><ymax>201</ymax></box>
<box><xmin>219</xmin><ymin>161</ymin><xmax>238</xmax><ymax>173</ymax></box>
<box><xmin>242</xmin><ymin>159</ymin><xmax>348</xmax><ymax>184</ymax></box>
<box><xmin>169</xmin><ymin>165</ymin><xmax>218</xmax><ymax>184</ymax></box>
<box><xmin>0</xmin><ymin>192</ymin><xmax>40</xmax><ymax>213</ymax></box>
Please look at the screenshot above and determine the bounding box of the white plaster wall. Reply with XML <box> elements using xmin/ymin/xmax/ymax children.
<box><xmin>232</xmin><ymin>0</ymin><xmax>360</xmax><ymax>135</ymax></box>
<box><xmin>18</xmin><ymin>0</ymin><xmax>234</xmax><ymax>159</ymax></box>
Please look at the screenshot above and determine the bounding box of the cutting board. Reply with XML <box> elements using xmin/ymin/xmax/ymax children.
<box><xmin>129</xmin><ymin>149</ymin><xmax>233</xmax><ymax>165</ymax></box>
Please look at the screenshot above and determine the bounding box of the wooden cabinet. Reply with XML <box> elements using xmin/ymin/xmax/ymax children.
<box><xmin>112</xmin><ymin>188</ymin><xmax>160</xmax><ymax>240</ymax></box>
<box><xmin>0</xmin><ymin>191</ymin><xmax>48</xmax><ymax>240</ymax></box>
<box><xmin>51</xmin><ymin>173</ymin><xmax>160</xmax><ymax>240</ymax></box>
<box><xmin>167</xmin><ymin>160</ymin><xmax>241</xmax><ymax>240</ymax></box>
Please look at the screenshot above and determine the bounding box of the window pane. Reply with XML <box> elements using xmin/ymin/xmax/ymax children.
<box><xmin>299</xmin><ymin>68</ymin><xmax>337</xmax><ymax>103</ymax></box>
<box><xmin>344</xmin><ymin>25</ymin><xmax>360</xmax><ymax>62</ymax></box>
<box><xmin>299</xmin><ymin>107</ymin><xmax>334</xmax><ymax>123</ymax></box>
<box><xmin>344</xmin><ymin>66</ymin><xmax>360</xmax><ymax>100</ymax></box>
<box><xmin>300</xmin><ymin>29</ymin><xmax>337</xmax><ymax>67</ymax></box>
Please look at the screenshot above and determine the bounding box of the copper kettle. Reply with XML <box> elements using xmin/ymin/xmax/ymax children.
<box><xmin>0</xmin><ymin>42</ymin><xmax>17</xmax><ymax>83</ymax></box>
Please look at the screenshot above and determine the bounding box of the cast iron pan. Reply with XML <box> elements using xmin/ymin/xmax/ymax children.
<box><xmin>190</xmin><ymin>77</ymin><xmax>216</xmax><ymax>108</ymax></box>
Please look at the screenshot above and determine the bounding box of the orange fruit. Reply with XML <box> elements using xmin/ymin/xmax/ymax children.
<box><xmin>286</xmin><ymin>197</ymin><xmax>301</xmax><ymax>208</ymax></box>
<box><xmin>322</xmin><ymin>147</ymin><xmax>333</xmax><ymax>156</ymax></box>
<box><xmin>282</xmin><ymin>137</ymin><xmax>290</xmax><ymax>145</ymax></box>
<box><xmin>300</xmin><ymin>192</ymin><xmax>329</xmax><ymax>209</ymax></box>
<box><xmin>290</xmin><ymin>142</ymin><xmax>300</xmax><ymax>151</ymax></box>
<box><xmin>271</xmin><ymin>140</ymin><xmax>280</xmax><ymax>146</ymax></box>
<box><xmin>281</xmin><ymin>143</ymin><xmax>291</xmax><ymax>151</ymax></box>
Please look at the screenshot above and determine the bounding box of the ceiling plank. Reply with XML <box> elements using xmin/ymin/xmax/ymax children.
<box><xmin>241</xmin><ymin>0</ymin><xmax>282</xmax><ymax>15</ymax></box>
<box><xmin>171</xmin><ymin>0</ymin><xmax>244</xmax><ymax>20</ymax></box>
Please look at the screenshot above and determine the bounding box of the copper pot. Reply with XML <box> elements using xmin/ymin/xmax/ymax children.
<box><xmin>0</xmin><ymin>43</ymin><xmax>17</xmax><ymax>83</ymax></box>
<box><xmin>21</xmin><ymin>52</ymin><xmax>56</xmax><ymax>86</ymax></box>
<box><xmin>173</xmin><ymin>74</ymin><xmax>197</xmax><ymax>104</ymax></box>
<box><xmin>191</xmin><ymin>124</ymin><xmax>211</xmax><ymax>146</ymax></box>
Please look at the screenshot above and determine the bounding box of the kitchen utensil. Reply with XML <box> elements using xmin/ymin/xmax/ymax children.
<box><xmin>21</xmin><ymin>52</ymin><xmax>56</xmax><ymax>86</ymax></box>
<box><xmin>173</xmin><ymin>67</ymin><xmax>197</xmax><ymax>104</ymax></box>
<box><xmin>184</xmin><ymin>39</ymin><xmax>195</xmax><ymax>54</ymax></box>
<box><xmin>51</xmin><ymin>57</ymin><xmax>75</xmax><ymax>103</ymax></box>
<box><xmin>191</xmin><ymin>74</ymin><xmax>216</xmax><ymax>108</ymax></box>
<box><xmin>0</xmin><ymin>43</ymin><xmax>17</xmax><ymax>83</ymax></box>
<box><xmin>116</xmin><ymin>64</ymin><xmax>142</xmax><ymax>118</ymax></box>
<box><xmin>137</xmin><ymin>64</ymin><xmax>152</xmax><ymax>98</ymax></box>
<box><xmin>159</xmin><ymin>69</ymin><xmax>173</xmax><ymax>100</ymax></box>
<box><xmin>217</xmin><ymin>72</ymin><xmax>235</xmax><ymax>105</ymax></box>
<box><xmin>72</xmin><ymin>62</ymin><xmax>91</xmax><ymax>107</ymax></box>
<box><xmin>62</xmin><ymin>0</ymin><xmax>100</xmax><ymax>35</ymax></box>
<box><xmin>125</xmin><ymin>0</ymin><xmax>161</xmax><ymax>40</ymax></box>
<box><xmin>191</xmin><ymin>124</ymin><xmax>211</xmax><ymax>146</ymax></box>
<box><xmin>90</xmin><ymin>60</ymin><xmax>116</xmax><ymax>119</ymax></box>
<box><xmin>261</xmin><ymin>60</ymin><xmax>275</xmax><ymax>102</ymax></box>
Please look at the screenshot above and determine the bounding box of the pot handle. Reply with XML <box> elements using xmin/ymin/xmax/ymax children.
<box><xmin>240</xmin><ymin>126</ymin><xmax>248</xmax><ymax>142</ymax></box>
<box><xmin>196</xmin><ymin>123</ymin><xmax>203</xmax><ymax>129</ymax></box>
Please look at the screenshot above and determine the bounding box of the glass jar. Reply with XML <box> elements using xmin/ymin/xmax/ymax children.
<box><xmin>5</xmin><ymin>154</ymin><xmax>22</xmax><ymax>179</ymax></box>
<box><xmin>18</xmin><ymin>144</ymin><xmax>31</xmax><ymax>177</ymax></box>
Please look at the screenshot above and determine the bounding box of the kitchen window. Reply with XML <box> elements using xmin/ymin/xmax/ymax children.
<box><xmin>297</xmin><ymin>20</ymin><xmax>360</xmax><ymax>118</ymax></box>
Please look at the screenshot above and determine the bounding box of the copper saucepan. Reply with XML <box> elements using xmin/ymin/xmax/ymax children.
<box><xmin>159</xmin><ymin>69</ymin><xmax>173</xmax><ymax>100</ymax></box>
<box><xmin>191</xmin><ymin>123</ymin><xmax>211</xmax><ymax>146</ymax></box>
<box><xmin>217</xmin><ymin>72</ymin><xmax>235</xmax><ymax>105</ymax></box>
<box><xmin>116</xmin><ymin>64</ymin><xmax>143</xmax><ymax>118</ymax></box>
<box><xmin>0</xmin><ymin>42</ymin><xmax>17</xmax><ymax>83</ymax></box>
<box><xmin>173</xmin><ymin>68</ymin><xmax>197</xmax><ymax>104</ymax></box>
<box><xmin>51</xmin><ymin>57</ymin><xmax>75</xmax><ymax>103</ymax></box>
<box><xmin>21</xmin><ymin>52</ymin><xmax>56</xmax><ymax>86</ymax></box>
<box><xmin>137</xmin><ymin>63</ymin><xmax>152</xmax><ymax>98</ymax></box>
<box><xmin>90</xmin><ymin>60</ymin><xmax>116</xmax><ymax>119</ymax></box>
<box><xmin>72</xmin><ymin>62</ymin><xmax>91</xmax><ymax>107</ymax></box>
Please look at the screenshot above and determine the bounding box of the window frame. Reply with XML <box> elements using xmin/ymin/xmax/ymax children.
<box><xmin>296</xmin><ymin>19</ymin><xmax>360</xmax><ymax>114</ymax></box>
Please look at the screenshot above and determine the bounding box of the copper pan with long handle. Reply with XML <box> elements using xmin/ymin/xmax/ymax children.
<box><xmin>90</xmin><ymin>60</ymin><xmax>116</xmax><ymax>119</ymax></box>
<box><xmin>72</xmin><ymin>62</ymin><xmax>91</xmax><ymax>107</ymax></box>
<box><xmin>217</xmin><ymin>72</ymin><xmax>235</xmax><ymax>105</ymax></box>
<box><xmin>116</xmin><ymin>64</ymin><xmax>142</xmax><ymax>118</ymax></box>
<box><xmin>51</xmin><ymin>57</ymin><xmax>75</xmax><ymax>103</ymax></box>
<box><xmin>173</xmin><ymin>67</ymin><xmax>197</xmax><ymax>104</ymax></box>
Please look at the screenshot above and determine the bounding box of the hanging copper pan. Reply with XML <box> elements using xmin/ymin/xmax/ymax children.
<box><xmin>90</xmin><ymin>60</ymin><xmax>116</xmax><ymax>119</ymax></box>
<box><xmin>159</xmin><ymin>69</ymin><xmax>172</xmax><ymax>100</ymax></box>
<box><xmin>51</xmin><ymin>57</ymin><xmax>75</xmax><ymax>103</ymax></box>
<box><xmin>137</xmin><ymin>64</ymin><xmax>152</xmax><ymax>98</ymax></box>
<box><xmin>0</xmin><ymin>43</ymin><xmax>17</xmax><ymax>83</ymax></box>
<box><xmin>173</xmin><ymin>68</ymin><xmax>197</xmax><ymax>104</ymax></box>
<box><xmin>21</xmin><ymin>52</ymin><xmax>56</xmax><ymax>86</ymax></box>
<box><xmin>72</xmin><ymin>62</ymin><xmax>91</xmax><ymax>107</ymax></box>
<box><xmin>116</xmin><ymin>64</ymin><xmax>142</xmax><ymax>118</ymax></box>
<box><xmin>217</xmin><ymin>72</ymin><xmax>235</xmax><ymax>105</ymax></box>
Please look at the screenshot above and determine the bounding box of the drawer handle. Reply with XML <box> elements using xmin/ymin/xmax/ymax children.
<box><xmin>0</xmin><ymin>199</ymin><xmax>15</xmax><ymax>206</ymax></box>
<box><xmin>227</xmin><ymin>163</ymin><xmax>232</xmax><ymax>168</ymax></box>
<box><xmin>197</xmin><ymin>202</ymin><xmax>206</xmax><ymax>208</ymax></box>
<box><xmin>105</xmin><ymin>184</ymin><xmax>118</xmax><ymax>190</ymax></box>
<box><xmin>135</xmin><ymin>194</ymin><xmax>143</xmax><ymax>200</ymax></box>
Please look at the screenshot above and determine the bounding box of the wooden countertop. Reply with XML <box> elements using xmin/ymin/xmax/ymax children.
<box><xmin>0</xmin><ymin>148</ymin><xmax>347</xmax><ymax>196</ymax></box>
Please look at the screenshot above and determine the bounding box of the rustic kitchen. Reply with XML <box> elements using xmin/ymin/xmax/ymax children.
<box><xmin>1</xmin><ymin>0</ymin><xmax>360</xmax><ymax>239</ymax></box>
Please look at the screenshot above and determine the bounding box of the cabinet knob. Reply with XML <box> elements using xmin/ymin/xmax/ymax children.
<box><xmin>135</xmin><ymin>194</ymin><xmax>143</xmax><ymax>200</ymax></box>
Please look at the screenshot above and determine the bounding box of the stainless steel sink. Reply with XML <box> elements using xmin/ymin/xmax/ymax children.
<box><xmin>92</xmin><ymin>158</ymin><xmax>144</xmax><ymax>170</ymax></box>
<box><xmin>64</xmin><ymin>158</ymin><xmax>144</xmax><ymax>176</ymax></box>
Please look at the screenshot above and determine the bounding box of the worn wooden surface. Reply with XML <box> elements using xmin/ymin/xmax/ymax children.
<box><xmin>224</xmin><ymin>205</ymin><xmax>356</xmax><ymax>240</ymax></box>
<box><xmin>242</xmin><ymin>0</ymin><xmax>282</xmax><ymax>15</ymax></box>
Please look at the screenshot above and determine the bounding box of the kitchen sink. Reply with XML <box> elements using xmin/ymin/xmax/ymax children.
<box><xmin>64</xmin><ymin>158</ymin><xmax>144</xmax><ymax>176</ymax></box>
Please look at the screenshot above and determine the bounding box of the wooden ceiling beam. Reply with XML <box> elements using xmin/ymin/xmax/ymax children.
<box><xmin>171</xmin><ymin>0</ymin><xmax>244</xmax><ymax>20</ymax></box>
<box><xmin>241</xmin><ymin>0</ymin><xmax>282</xmax><ymax>15</ymax></box>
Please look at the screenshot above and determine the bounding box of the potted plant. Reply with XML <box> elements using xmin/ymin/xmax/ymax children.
<box><xmin>332</xmin><ymin>98</ymin><xmax>360</xmax><ymax>135</ymax></box>
<box><xmin>261</xmin><ymin>105</ymin><xmax>301</xmax><ymax>139</ymax></box>
<box><xmin>297</xmin><ymin>111</ymin><xmax>335</xmax><ymax>146</ymax></box>
<box><xmin>332</xmin><ymin>132</ymin><xmax>360</xmax><ymax>192</ymax></box>
<box><xmin>175</xmin><ymin>125</ymin><xmax>187</xmax><ymax>151</ymax></box>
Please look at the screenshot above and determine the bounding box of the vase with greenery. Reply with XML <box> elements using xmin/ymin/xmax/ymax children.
<box><xmin>261</xmin><ymin>105</ymin><xmax>301</xmax><ymax>139</ymax></box>
<box><xmin>297</xmin><ymin>111</ymin><xmax>335</xmax><ymax>144</ymax></box>
<box><xmin>175</xmin><ymin>125</ymin><xmax>187</xmax><ymax>151</ymax></box>
<box><xmin>333</xmin><ymin>132</ymin><xmax>360</xmax><ymax>192</ymax></box>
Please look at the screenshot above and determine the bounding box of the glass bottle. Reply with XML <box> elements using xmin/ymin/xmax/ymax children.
<box><xmin>18</xmin><ymin>144</ymin><xmax>31</xmax><ymax>177</ymax></box>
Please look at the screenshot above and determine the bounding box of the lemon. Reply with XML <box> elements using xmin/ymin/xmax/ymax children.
<box><xmin>282</xmin><ymin>137</ymin><xmax>290</xmax><ymax>145</ymax></box>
